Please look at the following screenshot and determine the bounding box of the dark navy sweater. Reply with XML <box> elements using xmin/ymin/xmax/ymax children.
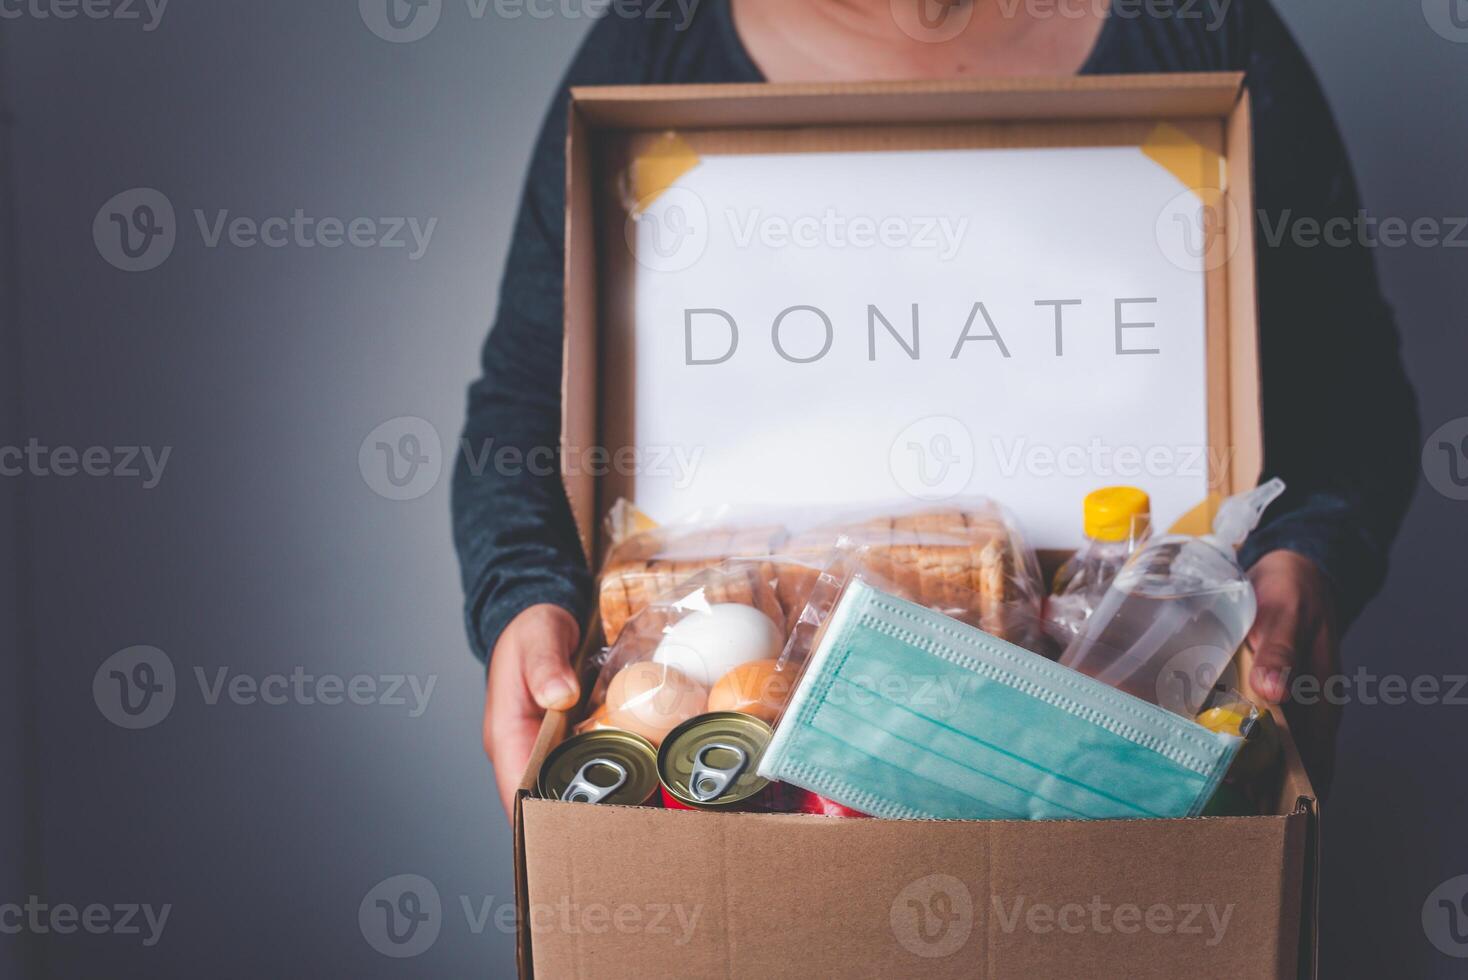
<box><xmin>452</xmin><ymin>0</ymin><xmax>1418</xmax><ymax>660</ymax></box>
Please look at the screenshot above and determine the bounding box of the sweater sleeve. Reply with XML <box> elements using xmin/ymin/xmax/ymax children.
<box><xmin>1235</xmin><ymin>0</ymin><xmax>1419</xmax><ymax>624</ymax></box>
<box><xmin>451</xmin><ymin>18</ymin><xmax>649</xmax><ymax>661</ymax></box>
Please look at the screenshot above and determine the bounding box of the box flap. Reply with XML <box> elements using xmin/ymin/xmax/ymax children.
<box><xmin>571</xmin><ymin>74</ymin><xmax>1245</xmax><ymax>130</ymax></box>
<box><xmin>562</xmin><ymin>74</ymin><xmax>1259</xmax><ymax>558</ymax></box>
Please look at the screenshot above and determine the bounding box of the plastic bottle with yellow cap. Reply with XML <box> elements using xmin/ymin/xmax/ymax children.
<box><xmin>1044</xmin><ymin>486</ymin><xmax>1152</xmax><ymax>642</ymax></box>
<box><xmin>1060</xmin><ymin>478</ymin><xmax>1287</xmax><ymax>717</ymax></box>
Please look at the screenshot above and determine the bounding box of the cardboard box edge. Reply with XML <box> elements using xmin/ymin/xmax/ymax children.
<box><xmin>568</xmin><ymin>72</ymin><xmax>1248</xmax><ymax>132</ymax></box>
<box><xmin>531</xmin><ymin>71</ymin><xmax>1320</xmax><ymax>979</ymax></box>
<box><xmin>512</xmin><ymin>789</ymin><xmax>532</xmax><ymax>979</ymax></box>
<box><xmin>561</xmin><ymin>94</ymin><xmax>599</xmax><ymax>559</ymax></box>
<box><xmin>519</xmin><ymin>792</ymin><xmax>1317</xmax><ymax>978</ymax></box>
<box><xmin>568</xmin><ymin>71</ymin><xmax>1248</xmax><ymax>106</ymax></box>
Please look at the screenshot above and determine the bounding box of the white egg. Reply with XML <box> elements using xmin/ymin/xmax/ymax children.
<box><xmin>651</xmin><ymin>603</ymin><xmax>784</xmax><ymax>688</ymax></box>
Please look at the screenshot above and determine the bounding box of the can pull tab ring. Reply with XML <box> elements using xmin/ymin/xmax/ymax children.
<box><xmin>689</xmin><ymin>742</ymin><xmax>747</xmax><ymax>803</ymax></box>
<box><xmin>560</xmin><ymin>757</ymin><xmax>628</xmax><ymax>804</ymax></box>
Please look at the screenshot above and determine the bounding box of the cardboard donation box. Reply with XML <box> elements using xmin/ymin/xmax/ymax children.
<box><xmin>515</xmin><ymin>75</ymin><xmax>1318</xmax><ymax>979</ymax></box>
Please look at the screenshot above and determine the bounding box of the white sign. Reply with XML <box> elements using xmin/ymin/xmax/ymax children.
<box><xmin>622</xmin><ymin>146</ymin><xmax>1210</xmax><ymax>548</ymax></box>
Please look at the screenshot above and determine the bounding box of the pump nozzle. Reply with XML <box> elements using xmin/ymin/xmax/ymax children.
<box><xmin>1208</xmin><ymin>478</ymin><xmax>1286</xmax><ymax>551</ymax></box>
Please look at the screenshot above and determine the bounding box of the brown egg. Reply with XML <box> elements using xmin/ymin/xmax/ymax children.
<box><xmin>604</xmin><ymin>661</ymin><xmax>708</xmax><ymax>746</ymax></box>
<box><xmin>706</xmin><ymin>658</ymin><xmax>792</xmax><ymax>725</ymax></box>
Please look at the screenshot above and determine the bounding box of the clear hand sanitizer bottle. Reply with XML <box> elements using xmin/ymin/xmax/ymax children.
<box><xmin>1059</xmin><ymin>478</ymin><xmax>1286</xmax><ymax>717</ymax></box>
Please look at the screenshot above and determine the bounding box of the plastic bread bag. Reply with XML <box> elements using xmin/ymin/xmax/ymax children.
<box><xmin>596</xmin><ymin>496</ymin><xmax>1045</xmax><ymax>648</ymax></box>
<box><xmin>576</xmin><ymin>559</ymin><xmax>796</xmax><ymax>746</ymax></box>
<box><xmin>597</xmin><ymin>500</ymin><xmax>787</xmax><ymax>644</ymax></box>
<box><xmin>757</xmin><ymin>545</ymin><xmax>1245</xmax><ymax>821</ymax></box>
<box><xmin>779</xmin><ymin>499</ymin><xmax>1046</xmax><ymax>648</ymax></box>
<box><xmin>773</xmin><ymin>537</ymin><xmax>1048</xmax><ymax>680</ymax></box>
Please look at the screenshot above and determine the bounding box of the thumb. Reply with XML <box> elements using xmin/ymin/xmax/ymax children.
<box><xmin>1247</xmin><ymin>599</ymin><xmax>1299</xmax><ymax>705</ymax></box>
<box><xmin>522</xmin><ymin>624</ymin><xmax>581</xmax><ymax>712</ymax></box>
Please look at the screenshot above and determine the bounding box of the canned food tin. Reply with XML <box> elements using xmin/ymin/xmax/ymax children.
<box><xmin>657</xmin><ymin>712</ymin><xmax>773</xmax><ymax>811</ymax></box>
<box><xmin>537</xmin><ymin>729</ymin><xmax>660</xmax><ymax>806</ymax></box>
<box><xmin>773</xmin><ymin>785</ymin><xmax>871</xmax><ymax>818</ymax></box>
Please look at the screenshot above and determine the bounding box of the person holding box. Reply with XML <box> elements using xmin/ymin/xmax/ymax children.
<box><xmin>452</xmin><ymin>0</ymin><xmax>1418</xmax><ymax>816</ymax></box>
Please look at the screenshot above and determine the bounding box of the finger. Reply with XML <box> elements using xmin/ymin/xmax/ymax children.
<box><xmin>485</xmin><ymin>657</ymin><xmax>545</xmax><ymax>817</ymax></box>
<box><xmin>481</xmin><ymin>606</ymin><xmax>584</xmax><ymax>817</ymax></box>
<box><xmin>492</xmin><ymin>711</ymin><xmax>543</xmax><ymax>817</ymax></box>
<box><xmin>1247</xmin><ymin>598</ymin><xmax>1300</xmax><ymax>704</ymax></box>
<box><xmin>522</xmin><ymin>635</ymin><xmax>581</xmax><ymax>712</ymax></box>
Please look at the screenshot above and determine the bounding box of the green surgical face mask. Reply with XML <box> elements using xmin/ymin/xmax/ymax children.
<box><xmin>757</xmin><ymin>579</ymin><xmax>1240</xmax><ymax>821</ymax></box>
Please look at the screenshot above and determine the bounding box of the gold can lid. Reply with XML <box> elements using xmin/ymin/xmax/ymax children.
<box><xmin>658</xmin><ymin>711</ymin><xmax>772</xmax><ymax>808</ymax></box>
<box><xmin>538</xmin><ymin>729</ymin><xmax>659</xmax><ymax>806</ymax></box>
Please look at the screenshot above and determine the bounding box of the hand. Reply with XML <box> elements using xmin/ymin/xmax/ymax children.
<box><xmin>483</xmin><ymin>603</ymin><xmax>581</xmax><ymax>818</ymax></box>
<box><xmin>1246</xmin><ymin>549</ymin><xmax>1342</xmax><ymax>798</ymax></box>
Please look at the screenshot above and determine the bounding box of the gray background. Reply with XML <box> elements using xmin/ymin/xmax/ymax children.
<box><xmin>1</xmin><ymin>1</ymin><xmax>1465</xmax><ymax>977</ymax></box>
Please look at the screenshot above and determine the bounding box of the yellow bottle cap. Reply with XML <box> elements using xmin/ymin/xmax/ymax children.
<box><xmin>1195</xmin><ymin>704</ymin><xmax>1250</xmax><ymax>737</ymax></box>
<box><xmin>1082</xmin><ymin>486</ymin><xmax>1151</xmax><ymax>543</ymax></box>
